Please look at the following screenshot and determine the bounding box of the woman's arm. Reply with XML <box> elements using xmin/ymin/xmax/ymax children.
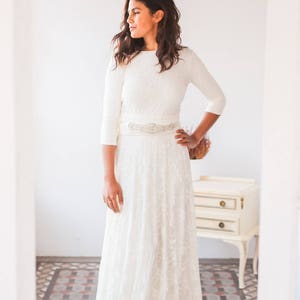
<box><xmin>175</xmin><ymin>48</ymin><xmax>226</xmax><ymax>147</ymax></box>
<box><xmin>187</xmin><ymin>48</ymin><xmax>226</xmax><ymax>116</ymax></box>
<box><xmin>102</xmin><ymin>145</ymin><xmax>123</xmax><ymax>213</ymax></box>
<box><xmin>100</xmin><ymin>54</ymin><xmax>126</xmax><ymax>146</ymax></box>
<box><xmin>175</xmin><ymin>111</ymin><xmax>220</xmax><ymax>147</ymax></box>
<box><xmin>102</xmin><ymin>145</ymin><xmax>117</xmax><ymax>181</ymax></box>
<box><xmin>100</xmin><ymin>52</ymin><xmax>126</xmax><ymax>213</ymax></box>
<box><xmin>192</xmin><ymin>111</ymin><xmax>220</xmax><ymax>142</ymax></box>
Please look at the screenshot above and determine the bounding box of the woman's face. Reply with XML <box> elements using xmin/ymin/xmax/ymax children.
<box><xmin>127</xmin><ymin>0</ymin><xmax>163</xmax><ymax>39</ymax></box>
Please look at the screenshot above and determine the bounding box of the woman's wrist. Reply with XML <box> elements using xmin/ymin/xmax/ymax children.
<box><xmin>104</xmin><ymin>174</ymin><xmax>117</xmax><ymax>182</ymax></box>
<box><xmin>192</xmin><ymin>131</ymin><xmax>204</xmax><ymax>143</ymax></box>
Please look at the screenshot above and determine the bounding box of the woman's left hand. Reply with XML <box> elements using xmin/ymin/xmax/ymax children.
<box><xmin>174</xmin><ymin>129</ymin><xmax>200</xmax><ymax>149</ymax></box>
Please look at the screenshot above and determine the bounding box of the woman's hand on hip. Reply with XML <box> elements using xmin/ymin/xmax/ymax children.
<box><xmin>174</xmin><ymin>128</ymin><xmax>200</xmax><ymax>149</ymax></box>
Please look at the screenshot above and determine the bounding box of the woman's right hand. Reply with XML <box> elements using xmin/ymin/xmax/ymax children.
<box><xmin>102</xmin><ymin>177</ymin><xmax>124</xmax><ymax>213</ymax></box>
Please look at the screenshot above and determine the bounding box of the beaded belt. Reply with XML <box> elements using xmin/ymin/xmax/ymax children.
<box><xmin>118</xmin><ymin>121</ymin><xmax>180</xmax><ymax>135</ymax></box>
<box><xmin>127</xmin><ymin>121</ymin><xmax>177</xmax><ymax>133</ymax></box>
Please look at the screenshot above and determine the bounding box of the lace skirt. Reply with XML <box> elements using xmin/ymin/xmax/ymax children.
<box><xmin>96</xmin><ymin>120</ymin><xmax>202</xmax><ymax>300</ymax></box>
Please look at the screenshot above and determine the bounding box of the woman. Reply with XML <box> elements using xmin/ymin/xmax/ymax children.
<box><xmin>96</xmin><ymin>0</ymin><xmax>226</xmax><ymax>299</ymax></box>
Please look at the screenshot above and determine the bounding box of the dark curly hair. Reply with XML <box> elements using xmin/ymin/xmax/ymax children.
<box><xmin>110</xmin><ymin>0</ymin><xmax>187</xmax><ymax>73</ymax></box>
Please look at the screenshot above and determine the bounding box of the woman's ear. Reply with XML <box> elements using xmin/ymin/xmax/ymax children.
<box><xmin>154</xmin><ymin>10</ymin><xmax>164</xmax><ymax>23</ymax></box>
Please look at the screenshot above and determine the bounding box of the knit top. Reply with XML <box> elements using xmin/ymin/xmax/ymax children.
<box><xmin>100</xmin><ymin>47</ymin><xmax>226</xmax><ymax>145</ymax></box>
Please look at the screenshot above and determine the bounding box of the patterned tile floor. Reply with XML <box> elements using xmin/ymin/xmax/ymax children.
<box><xmin>200</xmin><ymin>259</ymin><xmax>258</xmax><ymax>300</ymax></box>
<box><xmin>36</xmin><ymin>257</ymin><xmax>257</xmax><ymax>300</ymax></box>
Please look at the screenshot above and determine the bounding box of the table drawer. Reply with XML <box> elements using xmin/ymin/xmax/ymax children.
<box><xmin>195</xmin><ymin>216</ymin><xmax>239</xmax><ymax>234</ymax></box>
<box><xmin>194</xmin><ymin>195</ymin><xmax>237</xmax><ymax>210</ymax></box>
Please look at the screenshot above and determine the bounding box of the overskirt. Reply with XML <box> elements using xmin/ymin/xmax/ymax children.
<box><xmin>96</xmin><ymin>120</ymin><xmax>202</xmax><ymax>299</ymax></box>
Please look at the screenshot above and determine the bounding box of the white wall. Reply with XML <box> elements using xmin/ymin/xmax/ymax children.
<box><xmin>34</xmin><ymin>0</ymin><xmax>266</xmax><ymax>258</ymax></box>
<box><xmin>0</xmin><ymin>1</ymin><xmax>17</xmax><ymax>298</ymax></box>
<box><xmin>0</xmin><ymin>0</ymin><xmax>35</xmax><ymax>299</ymax></box>
<box><xmin>257</xmin><ymin>0</ymin><xmax>300</xmax><ymax>298</ymax></box>
<box><xmin>15</xmin><ymin>0</ymin><xmax>36</xmax><ymax>298</ymax></box>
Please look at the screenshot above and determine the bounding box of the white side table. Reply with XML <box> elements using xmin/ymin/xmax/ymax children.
<box><xmin>193</xmin><ymin>176</ymin><xmax>259</xmax><ymax>289</ymax></box>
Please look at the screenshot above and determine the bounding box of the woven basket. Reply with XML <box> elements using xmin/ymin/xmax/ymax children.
<box><xmin>188</xmin><ymin>136</ymin><xmax>211</xmax><ymax>160</ymax></box>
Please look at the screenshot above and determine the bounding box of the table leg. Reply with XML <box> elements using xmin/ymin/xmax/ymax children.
<box><xmin>253</xmin><ymin>234</ymin><xmax>259</xmax><ymax>275</ymax></box>
<box><xmin>223</xmin><ymin>239</ymin><xmax>249</xmax><ymax>289</ymax></box>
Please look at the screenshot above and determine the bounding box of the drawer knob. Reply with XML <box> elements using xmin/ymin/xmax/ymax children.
<box><xmin>219</xmin><ymin>200</ymin><xmax>226</xmax><ymax>207</ymax></box>
<box><xmin>218</xmin><ymin>222</ymin><xmax>225</xmax><ymax>229</ymax></box>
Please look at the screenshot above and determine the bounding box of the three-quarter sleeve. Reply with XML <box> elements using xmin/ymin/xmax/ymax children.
<box><xmin>100</xmin><ymin>54</ymin><xmax>126</xmax><ymax>145</ymax></box>
<box><xmin>187</xmin><ymin>48</ymin><xmax>226</xmax><ymax>115</ymax></box>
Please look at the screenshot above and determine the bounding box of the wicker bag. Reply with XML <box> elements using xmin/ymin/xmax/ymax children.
<box><xmin>188</xmin><ymin>135</ymin><xmax>211</xmax><ymax>160</ymax></box>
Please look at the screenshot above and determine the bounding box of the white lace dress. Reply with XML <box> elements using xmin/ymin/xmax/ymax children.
<box><xmin>96</xmin><ymin>47</ymin><xmax>226</xmax><ymax>300</ymax></box>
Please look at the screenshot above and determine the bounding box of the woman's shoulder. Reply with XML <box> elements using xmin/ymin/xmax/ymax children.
<box><xmin>179</xmin><ymin>46</ymin><xmax>206</xmax><ymax>67</ymax></box>
<box><xmin>179</xmin><ymin>46</ymin><xmax>198</xmax><ymax>60</ymax></box>
<box><xmin>178</xmin><ymin>46</ymin><xmax>197</xmax><ymax>65</ymax></box>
